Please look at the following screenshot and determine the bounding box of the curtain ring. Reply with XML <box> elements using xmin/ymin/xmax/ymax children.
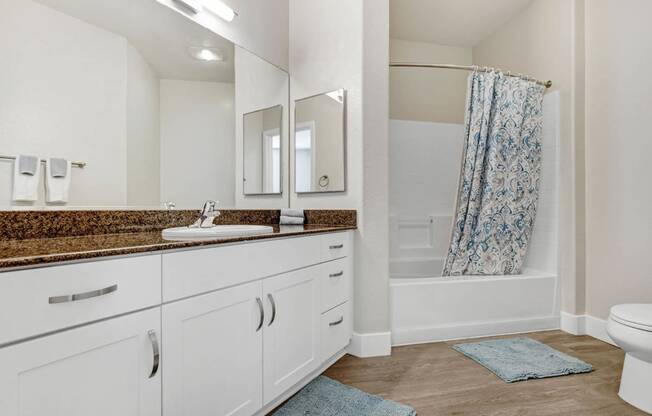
<box><xmin>472</xmin><ymin>65</ymin><xmax>479</xmax><ymax>72</ymax></box>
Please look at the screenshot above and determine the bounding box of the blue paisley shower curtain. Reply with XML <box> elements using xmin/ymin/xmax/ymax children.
<box><xmin>442</xmin><ymin>71</ymin><xmax>545</xmax><ymax>276</ymax></box>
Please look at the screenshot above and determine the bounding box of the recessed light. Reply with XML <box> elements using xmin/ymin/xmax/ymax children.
<box><xmin>189</xmin><ymin>46</ymin><xmax>224</xmax><ymax>62</ymax></box>
<box><xmin>202</xmin><ymin>0</ymin><xmax>237</xmax><ymax>22</ymax></box>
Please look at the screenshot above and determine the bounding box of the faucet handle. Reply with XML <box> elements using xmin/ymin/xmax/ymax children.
<box><xmin>192</xmin><ymin>200</ymin><xmax>221</xmax><ymax>228</ymax></box>
<box><xmin>201</xmin><ymin>200</ymin><xmax>217</xmax><ymax>214</ymax></box>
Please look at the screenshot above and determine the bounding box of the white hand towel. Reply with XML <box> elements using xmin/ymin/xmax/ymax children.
<box><xmin>45</xmin><ymin>158</ymin><xmax>71</xmax><ymax>203</ymax></box>
<box><xmin>280</xmin><ymin>215</ymin><xmax>304</xmax><ymax>225</ymax></box>
<box><xmin>12</xmin><ymin>155</ymin><xmax>41</xmax><ymax>202</ymax></box>
<box><xmin>281</xmin><ymin>208</ymin><xmax>305</xmax><ymax>218</ymax></box>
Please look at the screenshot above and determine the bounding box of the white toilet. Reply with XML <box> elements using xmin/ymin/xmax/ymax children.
<box><xmin>607</xmin><ymin>304</ymin><xmax>652</xmax><ymax>414</ymax></box>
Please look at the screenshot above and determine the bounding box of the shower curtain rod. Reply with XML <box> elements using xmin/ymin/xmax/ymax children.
<box><xmin>389</xmin><ymin>62</ymin><xmax>553</xmax><ymax>88</ymax></box>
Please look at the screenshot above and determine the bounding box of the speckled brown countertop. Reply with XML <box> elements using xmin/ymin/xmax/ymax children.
<box><xmin>0</xmin><ymin>209</ymin><xmax>356</xmax><ymax>271</ymax></box>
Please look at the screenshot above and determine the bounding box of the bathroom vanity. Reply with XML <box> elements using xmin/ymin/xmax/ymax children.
<box><xmin>0</xmin><ymin>227</ymin><xmax>353</xmax><ymax>416</ymax></box>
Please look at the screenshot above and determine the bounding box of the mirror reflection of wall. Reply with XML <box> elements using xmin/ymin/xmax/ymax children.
<box><xmin>235</xmin><ymin>46</ymin><xmax>290</xmax><ymax>207</ymax></box>
<box><xmin>243</xmin><ymin>106</ymin><xmax>283</xmax><ymax>195</ymax></box>
<box><xmin>294</xmin><ymin>89</ymin><xmax>346</xmax><ymax>193</ymax></box>
<box><xmin>0</xmin><ymin>0</ymin><xmax>289</xmax><ymax>210</ymax></box>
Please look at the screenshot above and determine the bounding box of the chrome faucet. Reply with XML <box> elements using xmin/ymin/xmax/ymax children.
<box><xmin>191</xmin><ymin>200</ymin><xmax>221</xmax><ymax>228</ymax></box>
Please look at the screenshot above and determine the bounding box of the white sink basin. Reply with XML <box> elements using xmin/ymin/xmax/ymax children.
<box><xmin>162</xmin><ymin>225</ymin><xmax>274</xmax><ymax>241</ymax></box>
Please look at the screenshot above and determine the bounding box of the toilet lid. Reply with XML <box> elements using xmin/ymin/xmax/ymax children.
<box><xmin>610</xmin><ymin>304</ymin><xmax>652</xmax><ymax>330</ymax></box>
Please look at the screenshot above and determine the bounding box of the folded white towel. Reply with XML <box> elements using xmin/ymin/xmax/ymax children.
<box><xmin>280</xmin><ymin>215</ymin><xmax>304</xmax><ymax>225</ymax></box>
<box><xmin>281</xmin><ymin>208</ymin><xmax>305</xmax><ymax>218</ymax></box>
<box><xmin>12</xmin><ymin>155</ymin><xmax>41</xmax><ymax>202</ymax></box>
<box><xmin>45</xmin><ymin>158</ymin><xmax>71</xmax><ymax>203</ymax></box>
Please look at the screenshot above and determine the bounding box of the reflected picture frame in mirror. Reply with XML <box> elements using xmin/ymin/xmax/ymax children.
<box><xmin>242</xmin><ymin>104</ymin><xmax>284</xmax><ymax>196</ymax></box>
<box><xmin>294</xmin><ymin>89</ymin><xmax>347</xmax><ymax>194</ymax></box>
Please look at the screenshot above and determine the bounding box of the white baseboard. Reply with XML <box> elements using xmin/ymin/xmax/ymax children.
<box><xmin>392</xmin><ymin>316</ymin><xmax>560</xmax><ymax>346</ymax></box>
<box><xmin>560</xmin><ymin>311</ymin><xmax>586</xmax><ymax>335</ymax></box>
<box><xmin>560</xmin><ymin>312</ymin><xmax>616</xmax><ymax>346</ymax></box>
<box><xmin>348</xmin><ymin>331</ymin><xmax>392</xmax><ymax>357</ymax></box>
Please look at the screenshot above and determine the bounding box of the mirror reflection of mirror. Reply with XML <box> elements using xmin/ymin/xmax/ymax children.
<box><xmin>294</xmin><ymin>89</ymin><xmax>346</xmax><ymax>193</ymax></box>
<box><xmin>243</xmin><ymin>106</ymin><xmax>283</xmax><ymax>195</ymax></box>
<box><xmin>0</xmin><ymin>0</ymin><xmax>289</xmax><ymax>210</ymax></box>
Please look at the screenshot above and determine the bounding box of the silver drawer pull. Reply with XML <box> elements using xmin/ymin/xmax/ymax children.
<box><xmin>48</xmin><ymin>284</ymin><xmax>118</xmax><ymax>304</ymax></box>
<box><xmin>329</xmin><ymin>316</ymin><xmax>344</xmax><ymax>326</ymax></box>
<box><xmin>255</xmin><ymin>297</ymin><xmax>264</xmax><ymax>332</ymax></box>
<box><xmin>329</xmin><ymin>244</ymin><xmax>344</xmax><ymax>250</ymax></box>
<box><xmin>267</xmin><ymin>294</ymin><xmax>277</xmax><ymax>326</ymax></box>
<box><xmin>148</xmin><ymin>330</ymin><xmax>160</xmax><ymax>379</ymax></box>
<box><xmin>329</xmin><ymin>271</ymin><xmax>344</xmax><ymax>278</ymax></box>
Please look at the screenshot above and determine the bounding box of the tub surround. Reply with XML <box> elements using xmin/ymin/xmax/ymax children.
<box><xmin>0</xmin><ymin>209</ymin><xmax>356</xmax><ymax>271</ymax></box>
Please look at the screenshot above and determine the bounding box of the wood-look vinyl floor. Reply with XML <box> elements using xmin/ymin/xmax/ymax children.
<box><xmin>323</xmin><ymin>331</ymin><xmax>647</xmax><ymax>416</ymax></box>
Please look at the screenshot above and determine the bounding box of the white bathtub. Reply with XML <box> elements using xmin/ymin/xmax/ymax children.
<box><xmin>390</xmin><ymin>257</ymin><xmax>560</xmax><ymax>345</ymax></box>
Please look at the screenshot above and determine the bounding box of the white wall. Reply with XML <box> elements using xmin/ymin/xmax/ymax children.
<box><xmin>235</xmin><ymin>46</ymin><xmax>289</xmax><ymax>208</ymax></box>
<box><xmin>160</xmin><ymin>80</ymin><xmax>235</xmax><ymax>208</ymax></box>
<box><xmin>390</xmin><ymin>39</ymin><xmax>471</xmax><ymax>124</ymax></box>
<box><xmin>584</xmin><ymin>0</ymin><xmax>652</xmax><ymax>319</ymax></box>
<box><xmin>289</xmin><ymin>0</ymin><xmax>390</xmax><ymax>343</ymax></box>
<box><xmin>0</xmin><ymin>0</ymin><xmax>128</xmax><ymax>207</ymax></box>
<box><xmin>289</xmin><ymin>1</ymin><xmax>362</xmax><ymax>210</ymax></box>
<box><xmin>126</xmin><ymin>44</ymin><xmax>161</xmax><ymax>206</ymax></box>
<box><xmin>472</xmin><ymin>0</ymin><xmax>583</xmax><ymax>315</ymax></box>
<box><xmin>156</xmin><ymin>0</ymin><xmax>289</xmax><ymax>71</ymax></box>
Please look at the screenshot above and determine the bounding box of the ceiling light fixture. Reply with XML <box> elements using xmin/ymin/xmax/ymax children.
<box><xmin>172</xmin><ymin>0</ymin><xmax>203</xmax><ymax>14</ymax></box>
<box><xmin>189</xmin><ymin>46</ymin><xmax>224</xmax><ymax>62</ymax></box>
<box><xmin>202</xmin><ymin>0</ymin><xmax>237</xmax><ymax>22</ymax></box>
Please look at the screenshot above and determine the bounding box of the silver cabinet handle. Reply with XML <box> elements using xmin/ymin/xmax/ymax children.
<box><xmin>49</xmin><ymin>284</ymin><xmax>118</xmax><ymax>304</ymax></box>
<box><xmin>255</xmin><ymin>297</ymin><xmax>264</xmax><ymax>332</ymax></box>
<box><xmin>329</xmin><ymin>271</ymin><xmax>344</xmax><ymax>278</ymax></box>
<box><xmin>267</xmin><ymin>294</ymin><xmax>277</xmax><ymax>326</ymax></box>
<box><xmin>148</xmin><ymin>330</ymin><xmax>160</xmax><ymax>379</ymax></box>
<box><xmin>329</xmin><ymin>316</ymin><xmax>344</xmax><ymax>326</ymax></box>
<box><xmin>329</xmin><ymin>244</ymin><xmax>344</xmax><ymax>250</ymax></box>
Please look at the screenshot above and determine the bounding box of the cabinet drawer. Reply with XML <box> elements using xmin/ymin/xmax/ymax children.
<box><xmin>163</xmin><ymin>235</ymin><xmax>321</xmax><ymax>302</ymax></box>
<box><xmin>320</xmin><ymin>232</ymin><xmax>352</xmax><ymax>261</ymax></box>
<box><xmin>320</xmin><ymin>302</ymin><xmax>352</xmax><ymax>362</ymax></box>
<box><xmin>0</xmin><ymin>255</ymin><xmax>161</xmax><ymax>346</ymax></box>
<box><xmin>320</xmin><ymin>258</ymin><xmax>351</xmax><ymax>313</ymax></box>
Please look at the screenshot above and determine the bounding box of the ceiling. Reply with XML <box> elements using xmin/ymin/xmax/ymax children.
<box><xmin>390</xmin><ymin>0</ymin><xmax>534</xmax><ymax>47</ymax></box>
<box><xmin>35</xmin><ymin>0</ymin><xmax>235</xmax><ymax>82</ymax></box>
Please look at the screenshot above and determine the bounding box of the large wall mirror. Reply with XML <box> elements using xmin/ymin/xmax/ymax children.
<box><xmin>294</xmin><ymin>89</ymin><xmax>346</xmax><ymax>193</ymax></box>
<box><xmin>0</xmin><ymin>0</ymin><xmax>289</xmax><ymax>209</ymax></box>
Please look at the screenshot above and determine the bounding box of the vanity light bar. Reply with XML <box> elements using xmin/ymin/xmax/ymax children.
<box><xmin>172</xmin><ymin>0</ymin><xmax>203</xmax><ymax>14</ymax></box>
<box><xmin>202</xmin><ymin>0</ymin><xmax>237</xmax><ymax>22</ymax></box>
<box><xmin>171</xmin><ymin>0</ymin><xmax>237</xmax><ymax>22</ymax></box>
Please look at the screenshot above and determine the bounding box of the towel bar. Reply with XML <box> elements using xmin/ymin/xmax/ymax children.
<box><xmin>0</xmin><ymin>155</ymin><xmax>86</xmax><ymax>168</ymax></box>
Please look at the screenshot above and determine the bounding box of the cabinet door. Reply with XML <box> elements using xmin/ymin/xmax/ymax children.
<box><xmin>0</xmin><ymin>308</ymin><xmax>161</xmax><ymax>416</ymax></box>
<box><xmin>263</xmin><ymin>267</ymin><xmax>320</xmax><ymax>404</ymax></box>
<box><xmin>163</xmin><ymin>281</ymin><xmax>263</xmax><ymax>416</ymax></box>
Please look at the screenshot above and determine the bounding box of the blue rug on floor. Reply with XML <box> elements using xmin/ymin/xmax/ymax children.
<box><xmin>453</xmin><ymin>337</ymin><xmax>593</xmax><ymax>383</ymax></box>
<box><xmin>274</xmin><ymin>376</ymin><xmax>417</xmax><ymax>416</ymax></box>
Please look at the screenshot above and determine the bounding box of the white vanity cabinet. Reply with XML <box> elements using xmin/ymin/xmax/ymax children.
<box><xmin>162</xmin><ymin>281</ymin><xmax>264</xmax><ymax>416</ymax></box>
<box><xmin>0</xmin><ymin>308</ymin><xmax>162</xmax><ymax>416</ymax></box>
<box><xmin>262</xmin><ymin>267</ymin><xmax>321</xmax><ymax>404</ymax></box>
<box><xmin>0</xmin><ymin>230</ymin><xmax>353</xmax><ymax>416</ymax></box>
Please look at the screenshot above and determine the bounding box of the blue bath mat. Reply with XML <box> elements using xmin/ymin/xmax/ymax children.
<box><xmin>274</xmin><ymin>376</ymin><xmax>416</xmax><ymax>416</ymax></box>
<box><xmin>453</xmin><ymin>337</ymin><xmax>593</xmax><ymax>383</ymax></box>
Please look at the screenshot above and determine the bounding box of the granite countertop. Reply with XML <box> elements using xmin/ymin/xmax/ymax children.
<box><xmin>0</xmin><ymin>224</ymin><xmax>356</xmax><ymax>271</ymax></box>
